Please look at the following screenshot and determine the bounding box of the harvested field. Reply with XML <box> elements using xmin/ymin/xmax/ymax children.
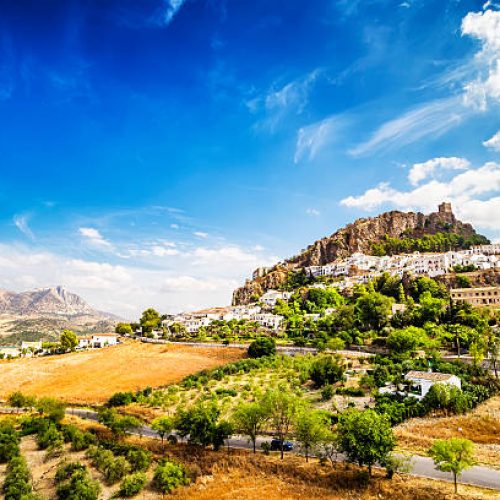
<box><xmin>395</xmin><ymin>395</ymin><xmax>500</xmax><ymax>467</ymax></box>
<box><xmin>0</xmin><ymin>341</ymin><xmax>244</xmax><ymax>404</ymax></box>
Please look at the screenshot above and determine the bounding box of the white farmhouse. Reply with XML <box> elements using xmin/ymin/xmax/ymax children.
<box><xmin>78</xmin><ymin>336</ymin><xmax>92</xmax><ymax>349</ymax></box>
<box><xmin>91</xmin><ymin>334</ymin><xmax>118</xmax><ymax>348</ymax></box>
<box><xmin>404</xmin><ymin>370</ymin><xmax>461</xmax><ymax>400</ymax></box>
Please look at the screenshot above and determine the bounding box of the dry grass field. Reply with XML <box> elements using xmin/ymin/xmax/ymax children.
<box><xmin>395</xmin><ymin>395</ymin><xmax>500</xmax><ymax>467</ymax></box>
<box><xmin>0</xmin><ymin>341</ymin><xmax>244</xmax><ymax>404</ymax></box>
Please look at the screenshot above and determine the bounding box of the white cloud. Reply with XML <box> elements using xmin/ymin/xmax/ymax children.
<box><xmin>461</xmin><ymin>9</ymin><xmax>500</xmax><ymax>110</ymax></box>
<box><xmin>349</xmin><ymin>96</ymin><xmax>466</xmax><ymax>157</ymax></box>
<box><xmin>341</xmin><ymin>160</ymin><xmax>500</xmax><ymax>231</ymax></box>
<box><xmin>408</xmin><ymin>157</ymin><xmax>470</xmax><ymax>186</ymax></box>
<box><xmin>295</xmin><ymin>116</ymin><xmax>344</xmax><ymax>163</ymax></box>
<box><xmin>193</xmin><ymin>231</ymin><xmax>208</xmax><ymax>238</ymax></box>
<box><xmin>159</xmin><ymin>0</ymin><xmax>187</xmax><ymax>26</ymax></box>
<box><xmin>170</xmin><ymin>223</ymin><xmax>179</xmax><ymax>229</ymax></box>
<box><xmin>13</xmin><ymin>214</ymin><xmax>35</xmax><ymax>240</ymax></box>
<box><xmin>151</xmin><ymin>245</ymin><xmax>180</xmax><ymax>257</ymax></box>
<box><xmin>483</xmin><ymin>130</ymin><xmax>500</xmax><ymax>151</ymax></box>
<box><xmin>253</xmin><ymin>70</ymin><xmax>321</xmax><ymax>132</ymax></box>
<box><xmin>78</xmin><ymin>227</ymin><xmax>112</xmax><ymax>248</ymax></box>
<box><xmin>306</xmin><ymin>208</ymin><xmax>320</xmax><ymax>216</ymax></box>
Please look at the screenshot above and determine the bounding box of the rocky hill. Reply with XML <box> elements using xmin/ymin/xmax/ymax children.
<box><xmin>233</xmin><ymin>203</ymin><xmax>489</xmax><ymax>305</ymax></box>
<box><xmin>0</xmin><ymin>286</ymin><xmax>119</xmax><ymax>343</ymax></box>
<box><xmin>0</xmin><ymin>286</ymin><xmax>114</xmax><ymax>318</ymax></box>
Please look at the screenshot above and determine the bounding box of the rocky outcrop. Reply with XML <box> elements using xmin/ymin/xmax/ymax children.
<box><xmin>0</xmin><ymin>286</ymin><xmax>116</xmax><ymax>319</ymax></box>
<box><xmin>232</xmin><ymin>203</ymin><xmax>488</xmax><ymax>305</ymax></box>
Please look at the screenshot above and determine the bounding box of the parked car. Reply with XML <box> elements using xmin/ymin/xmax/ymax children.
<box><xmin>270</xmin><ymin>439</ymin><xmax>294</xmax><ymax>452</ymax></box>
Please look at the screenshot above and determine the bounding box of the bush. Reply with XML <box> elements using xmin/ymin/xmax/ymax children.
<box><xmin>62</xmin><ymin>425</ymin><xmax>96</xmax><ymax>451</ymax></box>
<box><xmin>0</xmin><ymin>423</ymin><xmax>20</xmax><ymax>463</ymax></box>
<box><xmin>56</xmin><ymin>467</ymin><xmax>101</xmax><ymax>500</ymax></box>
<box><xmin>126</xmin><ymin>449</ymin><xmax>152</xmax><ymax>472</ymax></box>
<box><xmin>248</xmin><ymin>337</ymin><xmax>276</xmax><ymax>358</ymax></box>
<box><xmin>36</xmin><ymin>421</ymin><xmax>63</xmax><ymax>450</ymax></box>
<box><xmin>108</xmin><ymin>392</ymin><xmax>136</xmax><ymax>407</ymax></box>
<box><xmin>55</xmin><ymin>461</ymin><xmax>87</xmax><ymax>483</ymax></box>
<box><xmin>153</xmin><ymin>461</ymin><xmax>189</xmax><ymax>494</ymax></box>
<box><xmin>321</xmin><ymin>385</ymin><xmax>334</xmax><ymax>401</ymax></box>
<box><xmin>310</xmin><ymin>355</ymin><xmax>345</xmax><ymax>387</ymax></box>
<box><xmin>86</xmin><ymin>445</ymin><xmax>130</xmax><ymax>484</ymax></box>
<box><xmin>336</xmin><ymin>387</ymin><xmax>365</xmax><ymax>397</ymax></box>
<box><xmin>119</xmin><ymin>472</ymin><xmax>148</xmax><ymax>497</ymax></box>
<box><xmin>3</xmin><ymin>456</ymin><xmax>33</xmax><ymax>500</ymax></box>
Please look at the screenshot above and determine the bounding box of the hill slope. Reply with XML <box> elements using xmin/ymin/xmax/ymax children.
<box><xmin>233</xmin><ymin>203</ymin><xmax>489</xmax><ymax>305</ymax></box>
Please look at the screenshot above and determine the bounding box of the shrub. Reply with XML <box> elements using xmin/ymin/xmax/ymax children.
<box><xmin>36</xmin><ymin>421</ymin><xmax>63</xmax><ymax>450</ymax></box>
<box><xmin>153</xmin><ymin>461</ymin><xmax>189</xmax><ymax>494</ymax></box>
<box><xmin>0</xmin><ymin>423</ymin><xmax>20</xmax><ymax>463</ymax></box>
<box><xmin>119</xmin><ymin>472</ymin><xmax>148</xmax><ymax>497</ymax></box>
<box><xmin>55</xmin><ymin>461</ymin><xmax>87</xmax><ymax>483</ymax></box>
<box><xmin>336</xmin><ymin>387</ymin><xmax>365</xmax><ymax>397</ymax></box>
<box><xmin>248</xmin><ymin>337</ymin><xmax>276</xmax><ymax>358</ymax></box>
<box><xmin>310</xmin><ymin>355</ymin><xmax>345</xmax><ymax>387</ymax></box>
<box><xmin>108</xmin><ymin>392</ymin><xmax>136</xmax><ymax>407</ymax></box>
<box><xmin>3</xmin><ymin>456</ymin><xmax>33</xmax><ymax>500</ymax></box>
<box><xmin>103</xmin><ymin>455</ymin><xmax>130</xmax><ymax>484</ymax></box>
<box><xmin>126</xmin><ymin>449</ymin><xmax>152</xmax><ymax>472</ymax></box>
<box><xmin>56</xmin><ymin>468</ymin><xmax>101</xmax><ymax>500</ymax></box>
<box><xmin>321</xmin><ymin>385</ymin><xmax>334</xmax><ymax>401</ymax></box>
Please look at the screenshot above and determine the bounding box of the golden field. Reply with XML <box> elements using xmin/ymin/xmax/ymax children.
<box><xmin>395</xmin><ymin>395</ymin><xmax>500</xmax><ymax>467</ymax></box>
<box><xmin>0</xmin><ymin>341</ymin><xmax>244</xmax><ymax>404</ymax></box>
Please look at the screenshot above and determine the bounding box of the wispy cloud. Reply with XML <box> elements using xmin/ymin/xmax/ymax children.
<box><xmin>294</xmin><ymin>115</ymin><xmax>347</xmax><ymax>163</ymax></box>
<box><xmin>483</xmin><ymin>130</ymin><xmax>500</xmax><ymax>151</ymax></box>
<box><xmin>305</xmin><ymin>208</ymin><xmax>320</xmax><ymax>216</ymax></box>
<box><xmin>193</xmin><ymin>231</ymin><xmax>208</xmax><ymax>238</ymax></box>
<box><xmin>349</xmin><ymin>96</ymin><xmax>466</xmax><ymax>157</ymax></box>
<box><xmin>250</xmin><ymin>69</ymin><xmax>322</xmax><ymax>132</ymax></box>
<box><xmin>78</xmin><ymin>227</ymin><xmax>112</xmax><ymax>248</ymax></box>
<box><xmin>13</xmin><ymin>214</ymin><xmax>35</xmax><ymax>240</ymax></box>
<box><xmin>159</xmin><ymin>0</ymin><xmax>187</xmax><ymax>26</ymax></box>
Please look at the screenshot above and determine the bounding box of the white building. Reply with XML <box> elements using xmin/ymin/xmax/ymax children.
<box><xmin>78</xmin><ymin>334</ymin><xmax>118</xmax><ymax>349</ymax></box>
<box><xmin>404</xmin><ymin>370</ymin><xmax>461</xmax><ymax>400</ymax></box>
<box><xmin>250</xmin><ymin>313</ymin><xmax>283</xmax><ymax>331</ymax></box>
<box><xmin>260</xmin><ymin>290</ymin><xmax>292</xmax><ymax>307</ymax></box>
<box><xmin>0</xmin><ymin>346</ymin><xmax>21</xmax><ymax>358</ymax></box>
<box><xmin>21</xmin><ymin>341</ymin><xmax>42</xmax><ymax>351</ymax></box>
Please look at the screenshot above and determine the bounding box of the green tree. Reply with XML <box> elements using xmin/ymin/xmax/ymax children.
<box><xmin>97</xmin><ymin>409</ymin><xmax>141</xmax><ymax>439</ymax></box>
<box><xmin>176</xmin><ymin>402</ymin><xmax>232</xmax><ymax>450</ymax></box>
<box><xmin>248</xmin><ymin>337</ymin><xmax>276</xmax><ymax>358</ymax></box>
<box><xmin>337</xmin><ymin>409</ymin><xmax>396</xmax><ymax>476</ymax></box>
<box><xmin>152</xmin><ymin>416</ymin><xmax>175</xmax><ymax>444</ymax></box>
<box><xmin>309</xmin><ymin>355</ymin><xmax>345</xmax><ymax>387</ymax></box>
<box><xmin>36</xmin><ymin>397</ymin><xmax>66</xmax><ymax>423</ymax></box>
<box><xmin>115</xmin><ymin>323</ymin><xmax>133</xmax><ymax>335</ymax></box>
<box><xmin>263</xmin><ymin>387</ymin><xmax>303</xmax><ymax>459</ymax></box>
<box><xmin>428</xmin><ymin>438</ymin><xmax>475</xmax><ymax>493</ymax></box>
<box><xmin>7</xmin><ymin>392</ymin><xmax>36</xmax><ymax>409</ymax></box>
<box><xmin>355</xmin><ymin>292</ymin><xmax>393</xmax><ymax>331</ymax></box>
<box><xmin>294</xmin><ymin>409</ymin><xmax>330</xmax><ymax>462</ymax></box>
<box><xmin>386</xmin><ymin>326</ymin><xmax>431</xmax><ymax>357</ymax></box>
<box><xmin>60</xmin><ymin>329</ymin><xmax>78</xmax><ymax>351</ymax></box>
<box><xmin>233</xmin><ymin>402</ymin><xmax>270</xmax><ymax>453</ymax></box>
<box><xmin>140</xmin><ymin>308</ymin><xmax>161</xmax><ymax>333</ymax></box>
<box><xmin>56</xmin><ymin>467</ymin><xmax>101</xmax><ymax>500</ymax></box>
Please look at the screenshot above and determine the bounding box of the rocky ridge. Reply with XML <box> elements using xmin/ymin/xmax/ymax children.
<box><xmin>232</xmin><ymin>203</ymin><xmax>488</xmax><ymax>305</ymax></box>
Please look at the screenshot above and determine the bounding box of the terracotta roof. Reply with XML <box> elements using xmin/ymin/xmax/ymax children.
<box><xmin>405</xmin><ymin>370</ymin><xmax>455</xmax><ymax>382</ymax></box>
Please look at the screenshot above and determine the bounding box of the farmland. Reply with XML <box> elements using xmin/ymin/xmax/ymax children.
<box><xmin>395</xmin><ymin>395</ymin><xmax>500</xmax><ymax>468</ymax></box>
<box><xmin>0</xmin><ymin>341</ymin><xmax>244</xmax><ymax>404</ymax></box>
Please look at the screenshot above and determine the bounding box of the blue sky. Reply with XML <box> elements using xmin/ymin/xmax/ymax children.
<box><xmin>0</xmin><ymin>0</ymin><xmax>498</xmax><ymax>317</ymax></box>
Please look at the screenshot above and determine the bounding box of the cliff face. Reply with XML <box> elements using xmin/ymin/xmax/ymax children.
<box><xmin>232</xmin><ymin>204</ymin><xmax>486</xmax><ymax>305</ymax></box>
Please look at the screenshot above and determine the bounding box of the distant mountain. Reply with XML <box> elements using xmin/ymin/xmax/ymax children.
<box><xmin>0</xmin><ymin>286</ymin><xmax>120</xmax><ymax>344</ymax></box>
<box><xmin>233</xmin><ymin>203</ymin><xmax>490</xmax><ymax>305</ymax></box>
<box><xmin>0</xmin><ymin>286</ymin><xmax>118</xmax><ymax>320</ymax></box>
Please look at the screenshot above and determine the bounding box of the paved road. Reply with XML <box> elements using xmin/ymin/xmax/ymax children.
<box><xmin>65</xmin><ymin>408</ymin><xmax>500</xmax><ymax>491</ymax></box>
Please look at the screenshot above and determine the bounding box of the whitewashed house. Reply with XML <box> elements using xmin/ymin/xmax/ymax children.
<box><xmin>0</xmin><ymin>346</ymin><xmax>21</xmax><ymax>358</ymax></box>
<box><xmin>250</xmin><ymin>313</ymin><xmax>283</xmax><ymax>331</ymax></box>
<box><xmin>91</xmin><ymin>334</ymin><xmax>118</xmax><ymax>348</ymax></box>
<box><xmin>260</xmin><ymin>290</ymin><xmax>292</xmax><ymax>307</ymax></box>
<box><xmin>78</xmin><ymin>336</ymin><xmax>92</xmax><ymax>349</ymax></box>
<box><xmin>404</xmin><ymin>371</ymin><xmax>461</xmax><ymax>400</ymax></box>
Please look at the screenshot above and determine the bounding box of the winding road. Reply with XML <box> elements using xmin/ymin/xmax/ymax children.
<box><xmin>64</xmin><ymin>408</ymin><xmax>500</xmax><ymax>491</ymax></box>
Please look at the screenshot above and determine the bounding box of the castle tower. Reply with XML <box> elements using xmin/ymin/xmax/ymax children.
<box><xmin>438</xmin><ymin>202</ymin><xmax>452</xmax><ymax>215</ymax></box>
